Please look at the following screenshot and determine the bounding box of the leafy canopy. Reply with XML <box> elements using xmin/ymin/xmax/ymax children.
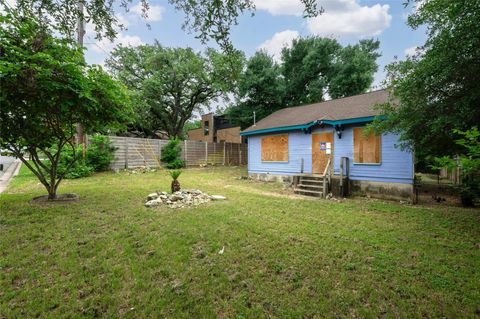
<box><xmin>106</xmin><ymin>42</ymin><xmax>244</xmax><ymax>138</ymax></box>
<box><xmin>12</xmin><ymin>0</ymin><xmax>322</xmax><ymax>51</ymax></box>
<box><xmin>228</xmin><ymin>37</ymin><xmax>381</xmax><ymax>129</ymax></box>
<box><xmin>0</xmin><ymin>10</ymin><xmax>130</xmax><ymax>199</ymax></box>
<box><xmin>371</xmin><ymin>0</ymin><xmax>480</xmax><ymax>158</ymax></box>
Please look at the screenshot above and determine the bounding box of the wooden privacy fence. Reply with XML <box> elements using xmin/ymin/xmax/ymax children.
<box><xmin>89</xmin><ymin>136</ymin><xmax>247</xmax><ymax>170</ymax></box>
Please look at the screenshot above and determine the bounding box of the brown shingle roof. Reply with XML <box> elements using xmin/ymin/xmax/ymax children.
<box><xmin>242</xmin><ymin>89</ymin><xmax>389</xmax><ymax>134</ymax></box>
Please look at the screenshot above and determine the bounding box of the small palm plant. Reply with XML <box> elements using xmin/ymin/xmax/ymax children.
<box><xmin>169</xmin><ymin>170</ymin><xmax>182</xmax><ymax>193</ymax></box>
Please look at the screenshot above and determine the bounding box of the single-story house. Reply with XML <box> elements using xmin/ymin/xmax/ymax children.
<box><xmin>240</xmin><ymin>90</ymin><xmax>414</xmax><ymax>200</ymax></box>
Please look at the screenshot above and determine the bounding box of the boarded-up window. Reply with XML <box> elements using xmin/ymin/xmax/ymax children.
<box><xmin>261</xmin><ymin>134</ymin><xmax>288</xmax><ymax>162</ymax></box>
<box><xmin>353</xmin><ymin>128</ymin><xmax>381</xmax><ymax>164</ymax></box>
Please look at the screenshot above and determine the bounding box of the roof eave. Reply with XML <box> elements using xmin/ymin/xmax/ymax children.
<box><xmin>240</xmin><ymin>116</ymin><xmax>385</xmax><ymax>136</ymax></box>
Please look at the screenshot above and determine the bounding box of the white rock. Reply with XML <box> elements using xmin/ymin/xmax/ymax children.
<box><xmin>145</xmin><ymin>199</ymin><xmax>161</xmax><ymax>207</ymax></box>
<box><xmin>210</xmin><ymin>195</ymin><xmax>226</xmax><ymax>201</ymax></box>
<box><xmin>147</xmin><ymin>193</ymin><xmax>159</xmax><ymax>200</ymax></box>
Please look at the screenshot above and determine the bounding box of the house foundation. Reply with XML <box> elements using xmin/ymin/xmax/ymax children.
<box><xmin>249</xmin><ymin>173</ymin><xmax>413</xmax><ymax>201</ymax></box>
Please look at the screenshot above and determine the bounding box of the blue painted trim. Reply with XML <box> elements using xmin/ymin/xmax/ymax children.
<box><xmin>241</xmin><ymin>116</ymin><xmax>385</xmax><ymax>136</ymax></box>
<box><xmin>240</xmin><ymin>121</ymin><xmax>316</xmax><ymax>136</ymax></box>
<box><xmin>320</xmin><ymin>115</ymin><xmax>384</xmax><ymax>126</ymax></box>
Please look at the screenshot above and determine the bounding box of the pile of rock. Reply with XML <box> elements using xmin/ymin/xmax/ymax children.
<box><xmin>144</xmin><ymin>189</ymin><xmax>226</xmax><ymax>209</ymax></box>
<box><xmin>127</xmin><ymin>166</ymin><xmax>157</xmax><ymax>174</ymax></box>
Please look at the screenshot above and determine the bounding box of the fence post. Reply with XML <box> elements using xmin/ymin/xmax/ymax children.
<box><xmin>184</xmin><ymin>140</ymin><xmax>188</xmax><ymax>166</ymax></box>
<box><xmin>143</xmin><ymin>139</ymin><xmax>147</xmax><ymax>167</ymax></box>
<box><xmin>205</xmin><ymin>141</ymin><xmax>208</xmax><ymax>165</ymax></box>
<box><xmin>238</xmin><ymin>143</ymin><xmax>241</xmax><ymax>165</ymax></box>
<box><xmin>223</xmin><ymin>142</ymin><xmax>226</xmax><ymax>165</ymax></box>
<box><xmin>124</xmin><ymin>137</ymin><xmax>129</xmax><ymax>169</ymax></box>
<box><xmin>157</xmin><ymin>140</ymin><xmax>161</xmax><ymax>168</ymax></box>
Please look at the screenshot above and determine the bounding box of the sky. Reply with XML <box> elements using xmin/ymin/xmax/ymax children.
<box><xmin>84</xmin><ymin>0</ymin><xmax>428</xmax><ymax>93</ymax></box>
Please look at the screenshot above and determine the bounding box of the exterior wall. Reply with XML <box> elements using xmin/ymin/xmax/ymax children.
<box><xmin>188</xmin><ymin>128</ymin><xmax>204</xmax><ymax>141</ymax></box>
<box><xmin>247</xmin><ymin>123</ymin><xmax>414</xmax><ymax>184</ymax></box>
<box><xmin>188</xmin><ymin>114</ymin><xmax>243</xmax><ymax>143</ymax></box>
<box><xmin>331</xmin><ymin>124</ymin><xmax>413</xmax><ymax>184</ymax></box>
<box><xmin>202</xmin><ymin>113</ymin><xmax>215</xmax><ymax>143</ymax></box>
<box><xmin>217</xmin><ymin>126</ymin><xmax>242</xmax><ymax>143</ymax></box>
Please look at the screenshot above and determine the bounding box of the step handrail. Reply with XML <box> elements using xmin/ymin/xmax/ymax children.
<box><xmin>322</xmin><ymin>158</ymin><xmax>332</xmax><ymax>197</ymax></box>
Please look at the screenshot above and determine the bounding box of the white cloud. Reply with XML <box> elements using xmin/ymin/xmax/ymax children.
<box><xmin>116</xmin><ymin>14</ymin><xmax>130</xmax><ymax>28</ymax></box>
<box><xmin>85</xmin><ymin>22</ymin><xmax>143</xmax><ymax>56</ymax></box>
<box><xmin>307</xmin><ymin>1</ymin><xmax>391</xmax><ymax>38</ymax></box>
<box><xmin>404</xmin><ymin>46</ymin><xmax>417</xmax><ymax>56</ymax></box>
<box><xmin>130</xmin><ymin>2</ymin><xmax>164</xmax><ymax>22</ymax></box>
<box><xmin>253</xmin><ymin>0</ymin><xmax>303</xmax><ymax>16</ymax></box>
<box><xmin>258</xmin><ymin>30</ymin><xmax>299</xmax><ymax>62</ymax></box>
<box><xmin>92</xmin><ymin>33</ymin><xmax>144</xmax><ymax>54</ymax></box>
<box><xmin>255</xmin><ymin>0</ymin><xmax>391</xmax><ymax>38</ymax></box>
<box><xmin>404</xmin><ymin>45</ymin><xmax>424</xmax><ymax>57</ymax></box>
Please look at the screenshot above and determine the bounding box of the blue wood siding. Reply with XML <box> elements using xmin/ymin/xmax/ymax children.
<box><xmin>248</xmin><ymin>131</ymin><xmax>312</xmax><ymax>175</ymax></box>
<box><xmin>247</xmin><ymin>124</ymin><xmax>413</xmax><ymax>184</ymax></box>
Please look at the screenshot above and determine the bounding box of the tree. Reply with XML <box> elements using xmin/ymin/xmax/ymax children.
<box><xmin>227</xmin><ymin>37</ymin><xmax>381</xmax><ymax>128</ymax></box>
<box><xmin>0</xmin><ymin>10</ymin><xmax>130</xmax><ymax>199</ymax></box>
<box><xmin>328</xmin><ymin>39</ymin><xmax>381</xmax><ymax>99</ymax></box>
<box><xmin>432</xmin><ymin>127</ymin><xmax>480</xmax><ymax>206</ymax></box>
<box><xmin>227</xmin><ymin>51</ymin><xmax>285</xmax><ymax>129</ymax></box>
<box><xmin>282</xmin><ymin>37</ymin><xmax>341</xmax><ymax>106</ymax></box>
<box><xmin>106</xmin><ymin>42</ymin><xmax>244</xmax><ymax>138</ymax></box>
<box><xmin>12</xmin><ymin>0</ymin><xmax>321</xmax><ymax>51</ymax></box>
<box><xmin>371</xmin><ymin>0</ymin><xmax>480</xmax><ymax>158</ymax></box>
<box><xmin>282</xmin><ymin>37</ymin><xmax>380</xmax><ymax>106</ymax></box>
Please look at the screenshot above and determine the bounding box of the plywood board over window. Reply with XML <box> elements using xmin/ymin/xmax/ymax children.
<box><xmin>261</xmin><ymin>134</ymin><xmax>288</xmax><ymax>162</ymax></box>
<box><xmin>354</xmin><ymin>128</ymin><xmax>381</xmax><ymax>164</ymax></box>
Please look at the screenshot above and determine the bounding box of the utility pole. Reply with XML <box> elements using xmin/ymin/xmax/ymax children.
<box><xmin>253</xmin><ymin>111</ymin><xmax>256</xmax><ymax>126</ymax></box>
<box><xmin>76</xmin><ymin>1</ymin><xmax>86</xmax><ymax>155</ymax></box>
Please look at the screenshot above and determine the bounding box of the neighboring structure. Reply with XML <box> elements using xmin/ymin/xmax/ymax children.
<box><xmin>188</xmin><ymin>113</ymin><xmax>244</xmax><ymax>144</ymax></box>
<box><xmin>240</xmin><ymin>90</ymin><xmax>414</xmax><ymax>201</ymax></box>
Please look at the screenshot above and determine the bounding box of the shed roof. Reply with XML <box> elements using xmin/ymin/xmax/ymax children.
<box><xmin>241</xmin><ymin>89</ymin><xmax>390</xmax><ymax>136</ymax></box>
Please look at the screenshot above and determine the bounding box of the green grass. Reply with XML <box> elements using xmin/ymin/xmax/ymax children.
<box><xmin>1</xmin><ymin>166</ymin><xmax>479</xmax><ymax>318</ymax></box>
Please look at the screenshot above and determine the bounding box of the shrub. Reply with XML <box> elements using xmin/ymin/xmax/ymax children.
<box><xmin>161</xmin><ymin>138</ymin><xmax>185</xmax><ymax>169</ymax></box>
<box><xmin>166</xmin><ymin>159</ymin><xmax>186</xmax><ymax>169</ymax></box>
<box><xmin>169</xmin><ymin>169</ymin><xmax>182</xmax><ymax>193</ymax></box>
<box><xmin>57</xmin><ymin>146</ymin><xmax>94</xmax><ymax>179</ymax></box>
<box><xmin>56</xmin><ymin>135</ymin><xmax>116</xmax><ymax>179</ymax></box>
<box><xmin>86</xmin><ymin>135</ymin><xmax>116</xmax><ymax>171</ymax></box>
<box><xmin>433</xmin><ymin>127</ymin><xmax>480</xmax><ymax>206</ymax></box>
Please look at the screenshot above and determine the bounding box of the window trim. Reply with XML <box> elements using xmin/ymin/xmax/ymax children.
<box><xmin>352</xmin><ymin>127</ymin><xmax>382</xmax><ymax>165</ymax></box>
<box><xmin>261</xmin><ymin>133</ymin><xmax>289</xmax><ymax>163</ymax></box>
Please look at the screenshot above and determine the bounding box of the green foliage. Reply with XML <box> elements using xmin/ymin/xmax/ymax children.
<box><xmin>86</xmin><ymin>135</ymin><xmax>117</xmax><ymax>171</ymax></box>
<box><xmin>55</xmin><ymin>136</ymin><xmax>116</xmax><ymax>179</ymax></box>
<box><xmin>227</xmin><ymin>52</ymin><xmax>285</xmax><ymax>129</ymax></box>
<box><xmin>182</xmin><ymin>120</ymin><xmax>202</xmax><ymax>138</ymax></box>
<box><xmin>169</xmin><ymin>170</ymin><xmax>182</xmax><ymax>180</ymax></box>
<box><xmin>166</xmin><ymin>159</ymin><xmax>186</xmax><ymax>169</ymax></box>
<box><xmin>281</xmin><ymin>37</ymin><xmax>340</xmax><ymax>106</ymax></box>
<box><xmin>57</xmin><ymin>146</ymin><xmax>94</xmax><ymax>179</ymax></box>
<box><xmin>227</xmin><ymin>37</ymin><xmax>380</xmax><ymax>129</ymax></box>
<box><xmin>107</xmin><ymin>43</ymin><xmax>244</xmax><ymax>138</ymax></box>
<box><xmin>161</xmin><ymin>139</ymin><xmax>185</xmax><ymax>169</ymax></box>
<box><xmin>14</xmin><ymin>0</ymin><xmax>320</xmax><ymax>53</ymax></box>
<box><xmin>371</xmin><ymin>0</ymin><xmax>480</xmax><ymax>157</ymax></box>
<box><xmin>431</xmin><ymin>128</ymin><xmax>480</xmax><ymax>206</ymax></box>
<box><xmin>0</xmin><ymin>10</ymin><xmax>130</xmax><ymax>199</ymax></box>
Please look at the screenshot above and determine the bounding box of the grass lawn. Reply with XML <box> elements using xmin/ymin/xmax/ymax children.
<box><xmin>1</xmin><ymin>166</ymin><xmax>479</xmax><ymax>318</ymax></box>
